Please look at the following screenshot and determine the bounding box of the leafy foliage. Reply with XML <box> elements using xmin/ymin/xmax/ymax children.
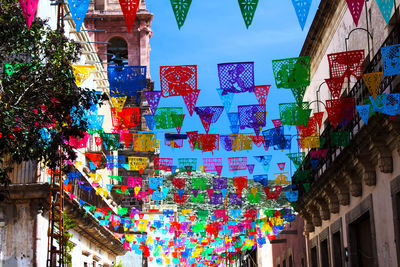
<box><xmin>0</xmin><ymin>0</ymin><xmax>104</xmax><ymax>188</ymax></box>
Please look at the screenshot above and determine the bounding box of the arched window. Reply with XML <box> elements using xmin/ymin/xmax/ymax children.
<box><xmin>107</xmin><ymin>37</ymin><xmax>128</xmax><ymax>66</ymax></box>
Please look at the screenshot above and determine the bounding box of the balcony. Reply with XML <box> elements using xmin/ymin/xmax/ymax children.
<box><xmin>294</xmin><ymin>24</ymin><xmax>400</xmax><ymax>202</ymax></box>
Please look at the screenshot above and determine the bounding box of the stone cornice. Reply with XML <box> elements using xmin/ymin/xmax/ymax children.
<box><xmin>300</xmin><ymin>0</ymin><xmax>346</xmax><ymax>78</ymax></box>
<box><xmin>65</xmin><ymin>197</ymin><xmax>126</xmax><ymax>256</ymax></box>
<box><xmin>296</xmin><ymin>115</ymin><xmax>395</xmax><ymax>233</ymax></box>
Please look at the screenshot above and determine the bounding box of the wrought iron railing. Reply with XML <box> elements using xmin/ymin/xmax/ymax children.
<box><xmin>294</xmin><ymin>24</ymin><xmax>400</xmax><ymax>198</ymax></box>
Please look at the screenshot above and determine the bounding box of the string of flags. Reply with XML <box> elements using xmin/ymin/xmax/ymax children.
<box><xmin>19</xmin><ymin>0</ymin><xmax>396</xmax><ymax>30</ymax></box>
<box><xmin>11</xmin><ymin>0</ymin><xmax>400</xmax><ymax>263</ymax></box>
<box><xmin>23</xmin><ymin>40</ymin><xmax>394</xmax><ymax>264</ymax></box>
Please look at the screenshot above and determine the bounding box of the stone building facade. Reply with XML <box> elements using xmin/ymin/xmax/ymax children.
<box><xmin>0</xmin><ymin>0</ymin><xmax>127</xmax><ymax>266</ymax></box>
<box><xmin>295</xmin><ymin>1</ymin><xmax>400</xmax><ymax>267</ymax></box>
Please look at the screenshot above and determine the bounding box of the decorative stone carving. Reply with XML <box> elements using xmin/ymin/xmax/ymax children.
<box><xmin>331</xmin><ymin>179</ymin><xmax>350</xmax><ymax>206</ymax></box>
<box><xmin>315</xmin><ymin>198</ymin><xmax>330</xmax><ymax>221</ymax></box>
<box><xmin>370</xmin><ymin>136</ymin><xmax>393</xmax><ymax>173</ymax></box>
<box><xmin>356</xmin><ymin>154</ymin><xmax>377</xmax><ymax>186</ymax></box>
<box><xmin>300</xmin><ymin>210</ymin><xmax>314</xmax><ymax>234</ymax></box>
<box><xmin>387</xmin><ymin>120</ymin><xmax>400</xmax><ymax>157</ymax></box>
<box><xmin>323</xmin><ymin>185</ymin><xmax>340</xmax><ymax>214</ymax></box>
<box><xmin>307</xmin><ymin>204</ymin><xmax>322</xmax><ymax>227</ymax></box>
<box><xmin>343</xmin><ymin>168</ymin><xmax>362</xmax><ymax>197</ymax></box>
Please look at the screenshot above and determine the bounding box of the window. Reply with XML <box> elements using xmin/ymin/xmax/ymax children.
<box><xmin>95</xmin><ymin>0</ymin><xmax>105</xmax><ymax>10</ymax></box>
<box><xmin>288</xmin><ymin>255</ymin><xmax>293</xmax><ymax>267</ymax></box>
<box><xmin>332</xmin><ymin>231</ymin><xmax>343</xmax><ymax>267</ymax></box>
<box><xmin>311</xmin><ymin>246</ymin><xmax>318</xmax><ymax>267</ymax></box>
<box><xmin>349</xmin><ymin>213</ymin><xmax>374</xmax><ymax>267</ymax></box>
<box><xmin>107</xmin><ymin>37</ymin><xmax>128</xmax><ymax>66</ymax></box>
<box><xmin>301</xmin><ymin>258</ymin><xmax>305</xmax><ymax>267</ymax></box>
<box><xmin>320</xmin><ymin>239</ymin><xmax>329</xmax><ymax>267</ymax></box>
<box><xmin>392</xmin><ymin>177</ymin><xmax>400</xmax><ymax>265</ymax></box>
<box><xmin>282</xmin><ymin>259</ymin><xmax>286</xmax><ymax>267</ymax></box>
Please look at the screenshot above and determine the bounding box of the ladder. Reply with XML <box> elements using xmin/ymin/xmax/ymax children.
<box><xmin>46</xmin><ymin>163</ymin><xmax>65</xmax><ymax>267</ymax></box>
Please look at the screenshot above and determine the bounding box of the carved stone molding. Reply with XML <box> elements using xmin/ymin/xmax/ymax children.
<box><xmin>343</xmin><ymin>169</ymin><xmax>362</xmax><ymax>197</ymax></box>
<box><xmin>323</xmin><ymin>185</ymin><xmax>340</xmax><ymax>214</ymax></box>
<box><xmin>370</xmin><ymin>137</ymin><xmax>393</xmax><ymax>173</ymax></box>
<box><xmin>387</xmin><ymin>120</ymin><xmax>400</xmax><ymax>156</ymax></box>
<box><xmin>355</xmin><ymin>154</ymin><xmax>377</xmax><ymax>186</ymax></box>
<box><xmin>299</xmin><ymin>210</ymin><xmax>314</xmax><ymax>234</ymax></box>
<box><xmin>315</xmin><ymin>198</ymin><xmax>330</xmax><ymax>221</ymax></box>
<box><xmin>307</xmin><ymin>204</ymin><xmax>322</xmax><ymax>227</ymax></box>
<box><xmin>331</xmin><ymin>179</ymin><xmax>350</xmax><ymax>206</ymax></box>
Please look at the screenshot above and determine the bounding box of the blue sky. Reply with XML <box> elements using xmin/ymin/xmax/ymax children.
<box><xmin>145</xmin><ymin>0</ymin><xmax>320</xmax><ymax>178</ymax></box>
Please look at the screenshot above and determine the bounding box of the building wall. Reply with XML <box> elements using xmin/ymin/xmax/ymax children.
<box><xmin>69</xmin><ymin>230</ymin><xmax>116</xmax><ymax>266</ymax></box>
<box><xmin>272</xmin><ymin>216</ymin><xmax>307</xmax><ymax>267</ymax></box>
<box><xmin>297</xmin><ymin>1</ymin><xmax>400</xmax><ymax>267</ymax></box>
<box><xmin>86</xmin><ymin>0</ymin><xmax>153</xmax><ymax>77</ymax></box>
<box><xmin>307</xmin><ymin>151</ymin><xmax>400</xmax><ymax>267</ymax></box>
<box><xmin>0</xmin><ymin>1</ymin><xmax>125</xmax><ymax>266</ymax></box>
<box><xmin>0</xmin><ymin>202</ymin><xmax>36</xmax><ymax>267</ymax></box>
<box><xmin>303</xmin><ymin>0</ymin><xmax>395</xmax><ymax>118</ymax></box>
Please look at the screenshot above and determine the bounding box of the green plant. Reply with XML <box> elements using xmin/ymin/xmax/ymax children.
<box><xmin>113</xmin><ymin>260</ymin><xmax>123</xmax><ymax>267</ymax></box>
<box><xmin>0</xmin><ymin>0</ymin><xmax>105</xmax><ymax>189</ymax></box>
<box><xmin>64</xmin><ymin>213</ymin><xmax>77</xmax><ymax>267</ymax></box>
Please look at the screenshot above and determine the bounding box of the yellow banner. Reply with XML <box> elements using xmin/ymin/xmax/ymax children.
<box><xmin>71</xmin><ymin>65</ymin><xmax>95</xmax><ymax>86</ymax></box>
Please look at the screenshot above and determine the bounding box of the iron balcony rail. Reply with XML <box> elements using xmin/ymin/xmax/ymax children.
<box><xmin>294</xmin><ymin>24</ymin><xmax>400</xmax><ymax>198</ymax></box>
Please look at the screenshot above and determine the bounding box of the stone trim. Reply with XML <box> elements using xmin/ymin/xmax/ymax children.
<box><xmin>330</xmin><ymin>217</ymin><xmax>342</xmax><ymax>234</ymax></box>
<box><xmin>310</xmin><ymin>235</ymin><xmax>319</xmax><ymax>267</ymax></box>
<box><xmin>345</xmin><ymin>194</ymin><xmax>378</xmax><ymax>267</ymax></box>
<box><xmin>310</xmin><ymin>235</ymin><xmax>319</xmax><ymax>249</ymax></box>
<box><xmin>391</xmin><ymin>175</ymin><xmax>400</xmax><ymax>265</ymax></box>
<box><xmin>330</xmin><ymin>218</ymin><xmax>345</xmax><ymax>267</ymax></box>
<box><xmin>319</xmin><ymin>227</ymin><xmax>329</xmax><ymax>242</ymax></box>
<box><xmin>319</xmin><ymin>227</ymin><xmax>330</xmax><ymax>267</ymax></box>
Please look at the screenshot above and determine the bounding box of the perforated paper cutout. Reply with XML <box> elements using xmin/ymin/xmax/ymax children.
<box><xmin>290</xmin><ymin>86</ymin><xmax>307</xmax><ymax>105</ymax></box>
<box><xmin>19</xmin><ymin>0</ymin><xmax>39</xmax><ymax>28</ymax></box>
<box><xmin>254</xmin><ymin>85</ymin><xmax>270</xmax><ymax>110</ymax></box>
<box><xmin>356</xmin><ymin>104</ymin><xmax>371</xmax><ymax>125</ymax></box>
<box><xmin>217</xmin><ymin>89</ymin><xmax>234</xmax><ymax>113</ymax></box>
<box><xmin>327</xmin><ymin>50</ymin><xmax>364</xmax><ymax>80</ymax></box>
<box><xmin>238</xmin><ymin>0</ymin><xmax>259</xmax><ymax>28</ymax></box>
<box><xmin>228</xmin><ymin>157</ymin><xmax>247</xmax><ymax>171</ymax></box>
<box><xmin>69</xmin><ymin>0</ymin><xmax>91</xmax><ymax>31</ymax></box>
<box><xmin>238</xmin><ymin>105</ymin><xmax>266</xmax><ymax>131</ymax></box>
<box><xmin>325</xmin><ymin>76</ymin><xmax>345</xmax><ymax>99</ymax></box>
<box><xmin>111</xmin><ymin>107</ymin><xmax>140</xmax><ymax>130</ymax></box>
<box><xmin>111</xmin><ymin>97</ymin><xmax>127</xmax><ymax>112</ymax></box>
<box><xmin>291</xmin><ymin>0</ymin><xmax>312</xmax><ymax>30</ymax></box>
<box><xmin>279</xmin><ymin>102</ymin><xmax>311</xmax><ymax>126</ymax></box>
<box><xmin>182</xmin><ymin>89</ymin><xmax>200</xmax><ymax>116</ymax></box>
<box><xmin>119</xmin><ymin>0</ymin><xmax>140</xmax><ymax>33</ymax></box>
<box><xmin>155</xmin><ymin>107</ymin><xmax>184</xmax><ymax>130</ymax></box>
<box><xmin>230</xmin><ymin>133</ymin><xmax>253</xmax><ymax>151</ymax></box>
<box><xmin>330</xmin><ymin>131</ymin><xmax>350</xmax><ymax>146</ymax></box>
<box><xmin>128</xmin><ymin>157</ymin><xmax>148</xmax><ymax>173</ymax></box>
<box><xmin>326</xmin><ymin>98</ymin><xmax>355</xmax><ymax>128</ymax></box>
<box><xmin>362</xmin><ymin>72</ymin><xmax>382</xmax><ymax>100</ymax></box>
<box><xmin>272</xmin><ymin>56</ymin><xmax>311</xmax><ymax>89</ymax></box>
<box><xmin>143</xmin><ymin>91</ymin><xmax>162</xmax><ymax>115</ymax></box>
<box><xmin>109</xmin><ymin>66</ymin><xmax>146</xmax><ymax>100</ymax></box>
<box><xmin>376</xmin><ymin>0</ymin><xmax>394</xmax><ymax>25</ymax></box>
<box><xmin>217</xmin><ymin>62</ymin><xmax>255</xmax><ymax>94</ymax></box>
<box><xmin>382</xmin><ymin>44</ymin><xmax>400</xmax><ymax>76</ymax></box>
<box><xmin>345</xmin><ymin>0</ymin><xmax>365</xmax><ymax>26</ymax></box>
<box><xmin>72</xmin><ymin>65</ymin><xmax>95</xmax><ymax>86</ymax></box>
<box><xmin>160</xmin><ymin>65</ymin><xmax>197</xmax><ymax>97</ymax></box>
<box><xmin>170</xmin><ymin>0</ymin><xmax>192</xmax><ymax>29</ymax></box>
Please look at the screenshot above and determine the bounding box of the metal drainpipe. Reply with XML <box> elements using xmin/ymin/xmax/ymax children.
<box><xmin>33</xmin><ymin>209</ymin><xmax>39</xmax><ymax>267</ymax></box>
